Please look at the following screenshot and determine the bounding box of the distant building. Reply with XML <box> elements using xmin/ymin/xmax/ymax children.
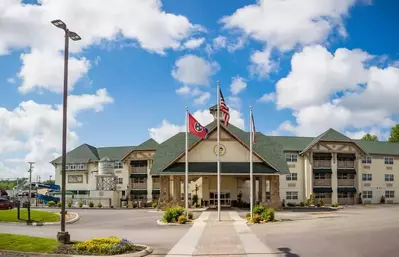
<box><xmin>52</xmin><ymin>106</ymin><xmax>398</xmax><ymax>208</ymax></box>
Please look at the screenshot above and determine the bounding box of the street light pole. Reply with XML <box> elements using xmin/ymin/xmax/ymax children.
<box><xmin>51</xmin><ymin>19</ymin><xmax>81</xmax><ymax>244</ymax></box>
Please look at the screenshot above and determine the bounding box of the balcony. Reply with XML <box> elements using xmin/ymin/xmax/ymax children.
<box><xmin>313</xmin><ymin>179</ymin><xmax>332</xmax><ymax>187</ymax></box>
<box><xmin>313</xmin><ymin>160</ymin><xmax>331</xmax><ymax>168</ymax></box>
<box><xmin>337</xmin><ymin>160</ymin><xmax>355</xmax><ymax>169</ymax></box>
<box><xmin>152</xmin><ymin>182</ymin><xmax>160</xmax><ymax>189</ymax></box>
<box><xmin>338</xmin><ymin>179</ymin><xmax>355</xmax><ymax>187</ymax></box>
<box><xmin>130</xmin><ymin>166</ymin><xmax>147</xmax><ymax>174</ymax></box>
<box><xmin>131</xmin><ymin>183</ymin><xmax>147</xmax><ymax>189</ymax></box>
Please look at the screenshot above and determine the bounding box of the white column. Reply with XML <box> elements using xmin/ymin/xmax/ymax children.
<box><xmin>146</xmin><ymin>160</ymin><xmax>153</xmax><ymax>203</ymax></box>
<box><xmin>331</xmin><ymin>153</ymin><xmax>338</xmax><ymax>204</ymax></box>
<box><xmin>304</xmin><ymin>157</ymin><xmax>310</xmax><ymax>199</ymax></box>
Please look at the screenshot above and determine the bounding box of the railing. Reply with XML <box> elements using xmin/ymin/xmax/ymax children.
<box><xmin>131</xmin><ymin>183</ymin><xmax>147</xmax><ymax>189</ymax></box>
<box><xmin>338</xmin><ymin>197</ymin><xmax>355</xmax><ymax>205</ymax></box>
<box><xmin>153</xmin><ymin>182</ymin><xmax>160</xmax><ymax>189</ymax></box>
<box><xmin>130</xmin><ymin>166</ymin><xmax>147</xmax><ymax>174</ymax></box>
<box><xmin>338</xmin><ymin>179</ymin><xmax>355</xmax><ymax>187</ymax></box>
<box><xmin>313</xmin><ymin>160</ymin><xmax>331</xmax><ymax>168</ymax></box>
<box><xmin>313</xmin><ymin>179</ymin><xmax>332</xmax><ymax>187</ymax></box>
<box><xmin>337</xmin><ymin>160</ymin><xmax>355</xmax><ymax>169</ymax></box>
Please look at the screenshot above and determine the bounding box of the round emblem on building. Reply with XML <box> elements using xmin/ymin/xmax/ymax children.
<box><xmin>214</xmin><ymin>144</ymin><xmax>226</xmax><ymax>156</ymax></box>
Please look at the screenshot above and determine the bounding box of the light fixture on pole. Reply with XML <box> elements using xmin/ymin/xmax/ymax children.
<box><xmin>51</xmin><ymin>19</ymin><xmax>81</xmax><ymax>244</ymax></box>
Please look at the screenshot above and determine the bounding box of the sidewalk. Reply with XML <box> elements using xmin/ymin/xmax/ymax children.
<box><xmin>165</xmin><ymin>211</ymin><xmax>276</xmax><ymax>257</ymax></box>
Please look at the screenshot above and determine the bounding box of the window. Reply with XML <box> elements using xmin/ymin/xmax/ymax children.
<box><xmin>337</xmin><ymin>173</ymin><xmax>355</xmax><ymax>179</ymax></box>
<box><xmin>384</xmin><ymin>157</ymin><xmax>394</xmax><ymax>165</ymax></box>
<box><xmin>385</xmin><ymin>191</ymin><xmax>395</xmax><ymax>199</ymax></box>
<box><xmin>114</xmin><ymin>161</ymin><xmax>123</xmax><ymax>169</ymax></box>
<box><xmin>77</xmin><ymin>163</ymin><xmax>85</xmax><ymax>170</ymax></box>
<box><xmin>385</xmin><ymin>174</ymin><xmax>394</xmax><ymax>182</ymax></box>
<box><xmin>118</xmin><ymin>178</ymin><xmax>123</xmax><ymax>184</ymax></box>
<box><xmin>362</xmin><ymin>191</ymin><xmax>373</xmax><ymax>199</ymax></box>
<box><xmin>314</xmin><ymin>173</ymin><xmax>328</xmax><ymax>180</ymax></box>
<box><xmin>285</xmin><ymin>153</ymin><xmax>298</xmax><ymax>162</ymax></box>
<box><xmin>362</xmin><ymin>156</ymin><xmax>372</xmax><ymax>164</ymax></box>
<box><xmin>362</xmin><ymin>173</ymin><xmax>372</xmax><ymax>181</ymax></box>
<box><xmin>286</xmin><ymin>191</ymin><xmax>298</xmax><ymax>200</ymax></box>
<box><xmin>286</xmin><ymin>173</ymin><xmax>297</xmax><ymax>181</ymax></box>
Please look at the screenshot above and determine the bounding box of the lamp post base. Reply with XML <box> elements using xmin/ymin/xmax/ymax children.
<box><xmin>57</xmin><ymin>231</ymin><xmax>70</xmax><ymax>244</ymax></box>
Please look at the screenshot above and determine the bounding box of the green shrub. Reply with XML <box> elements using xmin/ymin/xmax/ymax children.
<box><xmin>194</xmin><ymin>202</ymin><xmax>200</xmax><ymax>208</ymax></box>
<box><xmin>162</xmin><ymin>206</ymin><xmax>185</xmax><ymax>223</ymax></box>
<box><xmin>97</xmin><ymin>202</ymin><xmax>102</xmax><ymax>208</ymax></box>
<box><xmin>89</xmin><ymin>201</ymin><xmax>94</xmax><ymax>208</ymax></box>
<box><xmin>299</xmin><ymin>202</ymin><xmax>305</xmax><ymax>207</ymax></box>
<box><xmin>253</xmin><ymin>205</ymin><xmax>266</xmax><ymax>215</ymax></box>
<box><xmin>192</xmin><ymin>194</ymin><xmax>198</xmax><ymax>206</ymax></box>
<box><xmin>187</xmin><ymin>211</ymin><xmax>193</xmax><ymax>220</ymax></box>
<box><xmin>332</xmin><ymin>202</ymin><xmax>340</xmax><ymax>207</ymax></box>
<box><xmin>317</xmin><ymin>199</ymin><xmax>324</xmax><ymax>207</ymax></box>
<box><xmin>73</xmin><ymin>237</ymin><xmax>140</xmax><ymax>255</ymax></box>
<box><xmin>57</xmin><ymin>202</ymin><xmax>62</xmax><ymax>208</ymax></box>
<box><xmin>67</xmin><ymin>201</ymin><xmax>72</xmax><ymax>208</ymax></box>
<box><xmin>78</xmin><ymin>201</ymin><xmax>83</xmax><ymax>208</ymax></box>
<box><xmin>133</xmin><ymin>202</ymin><xmax>138</xmax><ymax>208</ymax></box>
<box><xmin>152</xmin><ymin>201</ymin><xmax>157</xmax><ymax>208</ymax></box>
<box><xmin>251</xmin><ymin>214</ymin><xmax>262</xmax><ymax>223</ymax></box>
<box><xmin>177</xmin><ymin>215</ymin><xmax>188</xmax><ymax>224</ymax></box>
<box><xmin>245</xmin><ymin>212</ymin><xmax>251</xmax><ymax>220</ymax></box>
<box><xmin>262</xmin><ymin>208</ymin><xmax>275</xmax><ymax>222</ymax></box>
<box><xmin>47</xmin><ymin>201</ymin><xmax>55</xmax><ymax>207</ymax></box>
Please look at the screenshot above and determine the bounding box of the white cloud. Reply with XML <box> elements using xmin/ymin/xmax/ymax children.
<box><xmin>230</xmin><ymin>76</ymin><xmax>247</xmax><ymax>95</ymax></box>
<box><xmin>0</xmin><ymin>89</ymin><xmax>113</xmax><ymax>179</ymax></box>
<box><xmin>221</xmin><ymin>0</ymin><xmax>356</xmax><ymax>76</ymax></box>
<box><xmin>183</xmin><ymin>37</ymin><xmax>205</xmax><ymax>49</ymax></box>
<box><xmin>213</xmin><ymin>36</ymin><xmax>227</xmax><ymax>49</ymax></box>
<box><xmin>176</xmin><ymin>86</ymin><xmax>211</xmax><ymax>105</ymax></box>
<box><xmin>194</xmin><ymin>91</ymin><xmax>211</xmax><ymax>105</ymax></box>
<box><xmin>7</xmin><ymin>78</ymin><xmax>16</xmax><ymax>84</ymax></box>
<box><xmin>228</xmin><ymin>96</ymin><xmax>242</xmax><ymax>110</ymax></box>
<box><xmin>172</xmin><ymin>55</ymin><xmax>219</xmax><ymax>86</ymax></box>
<box><xmin>1</xmin><ymin>0</ymin><xmax>202</xmax><ymax>93</ymax></box>
<box><xmin>149</xmin><ymin>108</ymin><xmax>245</xmax><ymax>142</ymax></box>
<box><xmin>270</xmin><ymin>45</ymin><xmax>399</xmax><ymax>137</ymax></box>
<box><xmin>258</xmin><ymin>92</ymin><xmax>276</xmax><ymax>103</ymax></box>
<box><xmin>18</xmin><ymin>50</ymin><xmax>91</xmax><ymax>94</ymax></box>
<box><xmin>250</xmin><ymin>47</ymin><xmax>276</xmax><ymax>77</ymax></box>
<box><xmin>176</xmin><ymin>85</ymin><xmax>191</xmax><ymax>95</ymax></box>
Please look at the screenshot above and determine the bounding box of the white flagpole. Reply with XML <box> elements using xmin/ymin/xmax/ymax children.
<box><xmin>217</xmin><ymin>80</ymin><xmax>221</xmax><ymax>221</ymax></box>
<box><xmin>250</xmin><ymin>106</ymin><xmax>254</xmax><ymax>219</ymax></box>
<box><xmin>185</xmin><ymin>106</ymin><xmax>189</xmax><ymax>217</ymax></box>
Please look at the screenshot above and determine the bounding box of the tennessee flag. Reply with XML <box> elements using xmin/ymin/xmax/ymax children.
<box><xmin>188</xmin><ymin>113</ymin><xmax>208</xmax><ymax>139</ymax></box>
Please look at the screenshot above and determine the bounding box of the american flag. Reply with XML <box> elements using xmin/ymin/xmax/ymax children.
<box><xmin>219</xmin><ymin>88</ymin><xmax>230</xmax><ymax>127</ymax></box>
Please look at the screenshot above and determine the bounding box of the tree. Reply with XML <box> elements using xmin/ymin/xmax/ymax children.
<box><xmin>361</xmin><ymin>133</ymin><xmax>378</xmax><ymax>141</ymax></box>
<box><xmin>388</xmin><ymin>125</ymin><xmax>399</xmax><ymax>143</ymax></box>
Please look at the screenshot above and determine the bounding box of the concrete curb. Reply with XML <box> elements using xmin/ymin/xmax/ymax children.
<box><xmin>0</xmin><ymin>245</ymin><xmax>152</xmax><ymax>257</ymax></box>
<box><xmin>27</xmin><ymin>212</ymin><xmax>80</xmax><ymax>226</ymax></box>
<box><xmin>156</xmin><ymin>219</ymin><xmax>193</xmax><ymax>226</ymax></box>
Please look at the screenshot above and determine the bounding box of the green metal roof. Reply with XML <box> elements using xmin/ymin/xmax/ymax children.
<box><xmin>97</xmin><ymin>146</ymin><xmax>136</xmax><ymax>160</ymax></box>
<box><xmin>150</xmin><ymin>121</ymin><xmax>290</xmax><ymax>175</ymax></box>
<box><xmin>268</xmin><ymin>136</ymin><xmax>313</xmax><ymax>152</ymax></box>
<box><xmin>163</xmin><ymin>162</ymin><xmax>278</xmax><ymax>174</ymax></box>
<box><xmin>135</xmin><ymin>138</ymin><xmax>159</xmax><ymax>150</ymax></box>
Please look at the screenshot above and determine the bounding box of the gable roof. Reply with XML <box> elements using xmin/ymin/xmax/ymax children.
<box><xmin>150</xmin><ymin>121</ymin><xmax>290</xmax><ymax>175</ymax></box>
<box><xmin>300</xmin><ymin>128</ymin><xmax>367</xmax><ymax>154</ymax></box>
<box><xmin>51</xmin><ymin>144</ymin><xmax>135</xmax><ymax>164</ymax></box>
<box><xmin>135</xmin><ymin>138</ymin><xmax>159</xmax><ymax>150</ymax></box>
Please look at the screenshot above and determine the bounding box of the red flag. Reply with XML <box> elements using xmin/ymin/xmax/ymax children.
<box><xmin>188</xmin><ymin>113</ymin><xmax>208</xmax><ymax>139</ymax></box>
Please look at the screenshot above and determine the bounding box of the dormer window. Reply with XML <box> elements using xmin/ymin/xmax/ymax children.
<box><xmin>285</xmin><ymin>153</ymin><xmax>298</xmax><ymax>163</ymax></box>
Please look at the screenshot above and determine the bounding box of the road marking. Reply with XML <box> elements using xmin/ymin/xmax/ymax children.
<box><xmin>230</xmin><ymin>211</ymin><xmax>277</xmax><ymax>257</ymax></box>
<box><xmin>166</xmin><ymin>212</ymin><xmax>210</xmax><ymax>257</ymax></box>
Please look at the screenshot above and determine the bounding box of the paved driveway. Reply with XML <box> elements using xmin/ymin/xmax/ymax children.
<box><xmin>0</xmin><ymin>208</ymin><xmax>191</xmax><ymax>255</ymax></box>
<box><xmin>250</xmin><ymin>205</ymin><xmax>399</xmax><ymax>257</ymax></box>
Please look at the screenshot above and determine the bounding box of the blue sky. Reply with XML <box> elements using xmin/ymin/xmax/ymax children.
<box><xmin>0</xmin><ymin>0</ymin><xmax>398</xmax><ymax>178</ymax></box>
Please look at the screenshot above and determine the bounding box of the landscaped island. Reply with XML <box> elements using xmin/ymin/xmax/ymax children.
<box><xmin>0</xmin><ymin>234</ymin><xmax>146</xmax><ymax>256</ymax></box>
<box><xmin>161</xmin><ymin>206</ymin><xmax>194</xmax><ymax>224</ymax></box>
<box><xmin>0</xmin><ymin>209</ymin><xmax>60</xmax><ymax>223</ymax></box>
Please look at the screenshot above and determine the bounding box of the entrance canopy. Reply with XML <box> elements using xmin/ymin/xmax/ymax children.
<box><xmin>162</xmin><ymin>162</ymin><xmax>278</xmax><ymax>175</ymax></box>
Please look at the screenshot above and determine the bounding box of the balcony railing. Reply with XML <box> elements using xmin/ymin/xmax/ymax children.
<box><xmin>338</xmin><ymin>179</ymin><xmax>355</xmax><ymax>187</ymax></box>
<box><xmin>338</xmin><ymin>197</ymin><xmax>355</xmax><ymax>205</ymax></box>
<box><xmin>130</xmin><ymin>166</ymin><xmax>147</xmax><ymax>174</ymax></box>
<box><xmin>337</xmin><ymin>160</ymin><xmax>355</xmax><ymax>169</ymax></box>
<box><xmin>131</xmin><ymin>183</ymin><xmax>147</xmax><ymax>189</ymax></box>
<box><xmin>313</xmin><ymin>160</ymin><xmax>331</xmax><ymax>168</ymax></box>
<box><xmin>153</xmin><ymin>182</ymin><xmax>160</xmax><ymax>189</ymax></box>
<box><xmin>313</xmin><ymin>179</ymin><xmax>332</xmax><ymax>187</ymax></box>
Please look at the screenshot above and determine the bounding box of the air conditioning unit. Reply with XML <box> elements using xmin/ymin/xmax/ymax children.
<box><xmin>116</xmin><ymin>185</ymin><xmax>122</xmax><ymax>190</ymax></box>
<box><xmin>363</xmin><ymin>165</ymin><xmax>370</xmax><ymax>169</ymax></box>
<box><xmin>288</xmin><ymin>183</ymin><xmax>296</xmax><ymax>187</ymax></box>
<box><xmin>363</xmin><ymin>200</ymin><xmax>371</xmax><ymax>204</ymax></box>
<box><xmin>115</xmin><ymin>170</ymin><xmax>122</xmax><ymax>174</ymax></box>
<box><xmin>386</xmin><ymin>183</ymin><xmax>393</xmax><ymax>187</ymax></box>
<box><xmin>363</xmin><ymin>183</ymin><xmax>371</xmax><ymax>187</ymax></box>
<box><xmin>386</xmin><ymin>200</ymin><xmax>394</xmax><ymax>204</ymax></box>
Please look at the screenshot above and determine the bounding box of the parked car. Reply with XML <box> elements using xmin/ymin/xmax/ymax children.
<box><xmin>0</xmin><ymin>198</ymin><xmax>14</xmax><ymax>210</ymax></box>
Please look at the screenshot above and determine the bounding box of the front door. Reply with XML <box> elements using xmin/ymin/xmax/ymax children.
<box><xmin>209</xmin><ymin>191</ymin><xmax>231</xmax><ymax>207</ymax></box>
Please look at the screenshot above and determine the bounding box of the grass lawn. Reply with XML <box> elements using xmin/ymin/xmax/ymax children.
<box><xmin>0</xmin><ymin>209</ymin><xmax>60</xmax><ymax>222</ymax></box>
<box><xmin>0</xmin><ymin>233</ymin><xmax>60</xmax><ymax>253</ymax></box>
